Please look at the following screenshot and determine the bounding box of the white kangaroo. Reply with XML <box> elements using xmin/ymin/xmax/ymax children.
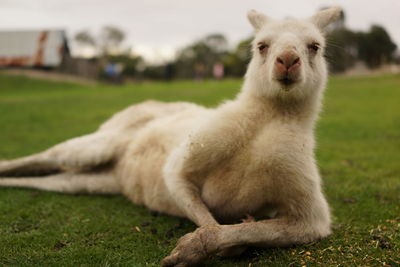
<box><xmin>0</xmin><ymin>7</ymin><xmax>342</xmax><ymax>266</ymax></box>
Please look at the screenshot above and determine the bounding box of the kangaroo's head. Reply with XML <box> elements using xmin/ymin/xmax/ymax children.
<box><xmin>245</xmin><ymin>7</ymin><xmax>342</xmax><ymax>100</ymax></box>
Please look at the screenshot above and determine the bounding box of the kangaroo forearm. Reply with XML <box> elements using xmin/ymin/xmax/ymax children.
<box><xmin>217</xmin><ymin>218</ymin><xmax>326</xmax><ymax>250</ymax></box>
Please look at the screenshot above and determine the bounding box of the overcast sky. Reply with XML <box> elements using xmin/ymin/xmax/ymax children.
<box><xmin>1</xmin><ymin>0</ymin><xmax>399</xmax><ymax>63</ymax></box>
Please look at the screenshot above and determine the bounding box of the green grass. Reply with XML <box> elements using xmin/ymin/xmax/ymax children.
<box><xmin>0</xmin><ymin>73</ymin><xmax>399</xmax><ymax>266</ymax></box>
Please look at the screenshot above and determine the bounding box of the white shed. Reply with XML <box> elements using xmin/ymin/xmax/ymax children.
<box><xmin>0</xmin><ymin>30</ymin><xmax>69</xmax><ymax>67</ymax></box>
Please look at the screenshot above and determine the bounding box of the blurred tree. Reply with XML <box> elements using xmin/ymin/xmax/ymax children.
<box><xmin>75</xmin><ymin>27</ymin><xmax>144</xmax><ymax>80</ymax></box>
<box><xmin>174</xmin><ymin>33</ymin><xmax>229</xmax><ymax>79</ymax></box>
<box><xmin>74</xmin><ymin>26</ymin><xmax>126</xmax><ymax>57</ymax></box>
<box><xmin>99</xmin><ymin>26</ymin><xmax>126</xmax><ymax>55</ymax></box>
<box><xmin>325</xmin><ymin>28</ymin><xmax>358</xmax><ymax>73</ymax></box>
<box><xmin>324</xmin><ymin>8</ymin><xmax>397</xmax><ymax>72</ymax></box>
<box><xmin>142</xmin><ymin>64</ymin><xmax>166</xmax><ymax>80</ymax></box>
<box><xmin>74</xmin><ymin>30</ymin><xmax>97</xmax><ymax>56</ymax></box>
<box><xmin>357</xmin><ymin>25</ymin><xmax>397</xmax><ymax>68</ymax></box>
<box><xmin>75</xmin><ymin>30</ymin><xmax>96</xmax><ymax>47</ymax></box>
<box><xmin>107</xmin><ymin>53</ymin><xmax>144</xmax><ymax>78</ymax></box>
<box><xmin>222</xmin><ymin>37</ymin><xmax>252</xmax><ymax>77</ymax></box>
<box><xmin>204</xmin><ymin>34</ymin><xmax>228</xmax><ymax>54</ymax></box>
<box><xmin>323</xmin><ymin>8</ymin><xmax>357</xmax><ymax>73</ymax></box>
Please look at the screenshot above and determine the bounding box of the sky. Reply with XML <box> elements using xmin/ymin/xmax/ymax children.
<box><xmin>1</xmin><ymin>0</ymin><xmax>399</xmax><ymax>63</ymax></box>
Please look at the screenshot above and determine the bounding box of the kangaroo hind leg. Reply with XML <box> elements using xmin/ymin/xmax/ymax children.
<box><xmin>0</xmin><ymin>172</ymin><xmax>120</xmax><ymax>194</ymax></box>
<box><xmin>0</xmin><ymin>131</ymin><xmax>121</xmax><ymax>177</ymax></box>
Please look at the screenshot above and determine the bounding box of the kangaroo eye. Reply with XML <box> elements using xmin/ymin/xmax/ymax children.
<box><xmin>308</xmin><ymin>42</ymin><xmax>320</xmax><ymax>53</ymax></box>
<box><xmin>257</xmin><ymin>43</ymin><xmax>269</xmax><ymax>53</ymax></box>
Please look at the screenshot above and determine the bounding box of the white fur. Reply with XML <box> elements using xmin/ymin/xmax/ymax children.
<box><xmin>0</xmin><ymin>7</ymin><xmax>342</xmax><ymax>266</ymax></box>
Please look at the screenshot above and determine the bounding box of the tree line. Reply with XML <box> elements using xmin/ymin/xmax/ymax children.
<box><xmin>74</xmin><ymin>9</ymin><xmax>398</xmax><ymax>80</ymax></box>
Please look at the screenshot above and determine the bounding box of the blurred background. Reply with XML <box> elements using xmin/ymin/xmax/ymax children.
<box><xmin>0</xmin><ymin>0</ymin><xmax>399</xmax><ymax>83</ymax></box>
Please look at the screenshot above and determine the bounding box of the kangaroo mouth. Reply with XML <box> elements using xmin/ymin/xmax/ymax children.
<box><xmin>277</xmin><ymin>77</ymin><xmax>296</xmax><ymax>86</ymax></box>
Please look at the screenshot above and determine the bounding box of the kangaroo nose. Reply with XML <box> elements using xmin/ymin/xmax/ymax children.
<box><xmin>276</xmin><ymin>52</ymin><xmax>300</xmax><ymax>70</ymax></box>
<box><xmin>275</xmin><ymin>51</ymin><xmax>301</xmax><ymax>86</ymax></box>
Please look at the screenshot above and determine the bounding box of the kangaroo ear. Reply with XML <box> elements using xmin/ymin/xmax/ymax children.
<box><xmin>247</xmin><ymin>10</ymin><xmax>270</xmax><ymax>31</ymax></box>
<box><xmin>311</xmin><ymin>6</ymin><xmax>342</xmax><ymax>30</ymax></box>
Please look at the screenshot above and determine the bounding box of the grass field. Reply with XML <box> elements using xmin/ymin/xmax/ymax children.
<box><xmin>0</xmin><ymin>73</ymin><xmax>399</xmax><ymax>267</ymax></box>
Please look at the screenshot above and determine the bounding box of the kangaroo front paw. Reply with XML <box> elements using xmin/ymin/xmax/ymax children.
<box><xmin>161</xmin><ymin>225</ymin><xmax>220</xmax><ymax>267</ymax></box>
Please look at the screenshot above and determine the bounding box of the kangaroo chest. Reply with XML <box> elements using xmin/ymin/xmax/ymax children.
<box><xmin>200</xmin><ymin>122</ymin><xmax>310</xmax><ymax>222</ymax></box>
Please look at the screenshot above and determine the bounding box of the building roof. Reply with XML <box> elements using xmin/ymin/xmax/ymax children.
<box><xmin>0</xmin><ymin>30</ymin><xmax>69</xmax><ymax>67</ymax></box>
